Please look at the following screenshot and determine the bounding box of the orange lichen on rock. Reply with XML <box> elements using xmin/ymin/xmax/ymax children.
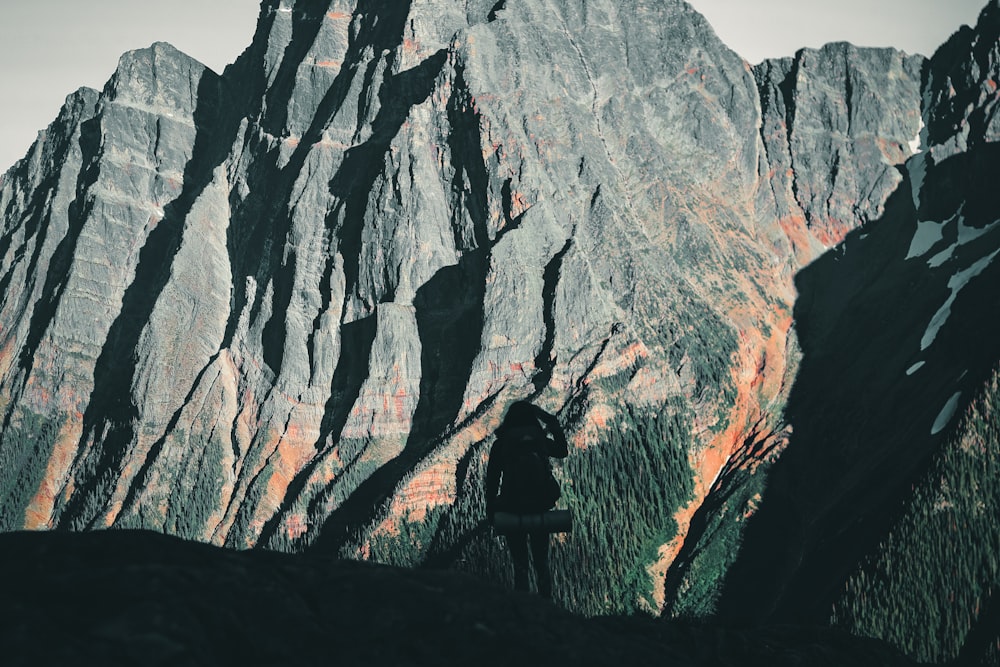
<box><xmin>259</xmin><ymin>423</ymin><xmax>315</xmax><ymax>530</ymax></box>
<box><xmin>811</xmin><ymin>217</ymin><xmax>853</xmax><ymax>248</ymax></box>
<box><xmin>285</xmin><ymin>513</ymin><xmax>309</xmax><ymax>540</ymax></box>
<box><xmin>451</xmin><ymin>418</ymin><xmax>493</xmax><ymax>450</ymax></box>
<box><xmin>315</xmin><ymin>60</ymin><xmax>341</xmax><ymax>69</ymax></box>
<box><xmin>367</xmin><ymin>513</ymin><xmax>402</xmax><ymax>544</ymax></box>
<box><xmin>0</xmin><ymin>336</ymin><xmax>16</xmax><ymax>378</ymax></box>
<box><xmin>388</xmin><ymin>458</ymin><xmax>458</xmax><ymax>525</ymax></box>
<box><xmin>571</xmin><ymin>403</ymin><xmax>615</xmax><ymax>451</ymax></box>
<box><xmin>588</xmin><ymin>341</ymin><xmax>649</xmax><ymax>380</ymax></box>
<box><xmin>778</xmin><ymin>213</ymin><xmax>814</xmax><ymax>265</ymax></box>
<box><xmin>759</xmin><ymin>311</ymin><xmax>794</xmax><ymax>399</ymax></box>
<box><xmin>648</xmin><ymin>309</ymin><xmax>792</xmax><ymax>609</ymax></box>
<box><xmin>508</xmin><ymin>188</ymin><xmax>532</xmax><ymax>219</ymax></box>
<box><xmin>391</xmin><ymin>386</ymin><xmax>408</xmax><ymax>423</ymax></box>
<box><xmin>325</xmin><ymin>11</ymin><xmax>350</xmax><ymax>20</ymax></box>
<box><xmin>877</xmin><ymin>136</ymin><xmax>907</xmax><ymax>164</ymax></box>
<box><xmin>24</xmin><ymin>416</ymin><xmax>83</xmax><ymax>530</ymax></box>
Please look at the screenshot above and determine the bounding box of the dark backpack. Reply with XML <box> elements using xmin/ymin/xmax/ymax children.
<box><xmin>499</xmin><ymin>432</ymin><xmax>561</xmax><ymax>513</ymax></box>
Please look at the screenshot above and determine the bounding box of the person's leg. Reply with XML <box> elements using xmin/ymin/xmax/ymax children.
<box><xmin>529</xmin><ymin>531</ymin><xmax>552</xmax><ymax>598</ymax></box>
<box><xmin>507</xmin><ymin>531</ymin><xmax>530</xmax><ymax>592</ymax></box>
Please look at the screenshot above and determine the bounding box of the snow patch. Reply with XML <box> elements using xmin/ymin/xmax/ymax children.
<box><xmin>915</xmin><ymin>212</ymin><xmax>999</xmax><ymax>267</ymax></box>
<box><xmin>921</xmin><ymin>247</ymin><xmax>1000</xmax><ymax>350</ymax></box>
<box><xmin>908</xmin><ymin>117</ymin><xmax>925</xmax><ymax>155</ymax></box>
<box><xmin>906</xmin><ymin>218</ymin><xmax>946</xmax><ymax>259</ymax></box>
<box><xmin>928</xmin><ymin>245</ymin><xmax>955</xmax><ymax>268</ymax></box>
<box><xmin>906</xmin><ymin>361</ymin><xmax>925</xmax><ymax>376</ymax></box>
<box><xmin>907</xmin><ymin>150</ymin><xmax>928</xmax><ymax>213</ymax></box>
<box><xmin>957</xmin><ymin>214</ymin><xmax>999</xmax><ymax>244</ymax></box>
<box><xmin>931</xmin><ymin>391</ymin><xmax>962</xmax><ymax>435</ymax></box>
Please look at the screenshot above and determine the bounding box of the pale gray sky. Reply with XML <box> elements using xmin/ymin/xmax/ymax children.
<box><xmin>693</xmin><ymin>0</ymin><xmax>986</xmax><ymax>62</ymax></box>
<box><xmin>0</xmin><ymin>0</ymin><xmax>989</xmax><ymax>172</ymax></box>
<box><xmin>0</xmin><ymin>1</ymin><xmax>260</xmax><ymax>173</ymax></box>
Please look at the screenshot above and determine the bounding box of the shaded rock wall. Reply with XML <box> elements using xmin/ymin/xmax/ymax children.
<box><xmin>695</xmin><ymin>5</ymin><xmax>1000</xmax><ymax>664</ymax></box>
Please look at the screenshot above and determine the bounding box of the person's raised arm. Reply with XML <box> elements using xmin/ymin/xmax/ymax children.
<box><xmin>535</xmin><ymin>407</ymin><xmax>568</xmax><ymax>459</ymax></box>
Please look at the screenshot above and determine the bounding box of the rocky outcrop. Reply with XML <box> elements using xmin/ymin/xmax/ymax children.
<box><xmin>755</xmin><ymin>43</ymin><xmax>923</xmax><ymax>259</ymax></box>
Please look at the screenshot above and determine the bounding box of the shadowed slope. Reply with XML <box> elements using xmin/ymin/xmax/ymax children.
<box><xmin>0</xmin><ymin>529</ymin><xmax>922</xmax><ymax>667</ymax></box>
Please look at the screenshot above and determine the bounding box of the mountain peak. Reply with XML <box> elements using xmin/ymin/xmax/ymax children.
<box><xmin>103</xmin><ymin>40</ymin><xmax>216</xmax><ymax>115</ymax></box>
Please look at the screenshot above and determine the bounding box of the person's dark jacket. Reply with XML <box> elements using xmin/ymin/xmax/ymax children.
<box><xmin>485</xmin><ymin>405</ymin><xmax>568</xmax><ymax>517</ymax></box>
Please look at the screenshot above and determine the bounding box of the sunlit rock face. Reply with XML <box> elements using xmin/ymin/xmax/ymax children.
<box><xmin>755</xmin><ymin>43</ymin><xmax>924</xmax><ymax>258</ymax></box>
<box><xmin>4</xmin><ymin>0</ymin><xmax>979</xmax><ymax>625</ymax></box>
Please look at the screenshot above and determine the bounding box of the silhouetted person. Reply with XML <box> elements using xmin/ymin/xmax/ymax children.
<box><xmin>485</xmin><ymin>400</ymin><xmax>568</xmax><ymax>598</ymax></box>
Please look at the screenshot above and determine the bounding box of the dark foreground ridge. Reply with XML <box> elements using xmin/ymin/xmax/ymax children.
<box><xmin>0</xmin><ymin>530</ymin><xmax>925</xmax><ymax>667</ymax></box>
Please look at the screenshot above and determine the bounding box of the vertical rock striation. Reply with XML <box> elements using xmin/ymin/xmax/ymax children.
<box><xmin>755</xmin><ymin>44</ymin><xmax>924</xmax><ymax>258</ymax></box>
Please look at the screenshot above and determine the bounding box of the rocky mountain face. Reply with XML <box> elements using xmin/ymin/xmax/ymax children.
<box><xmin>0</xmin><ymin>0</ymin><xmax>996</xmax><ymax>661</ymax></box>
<box><xmin>669</xmin><ymin>3</ymin><xmax>1000</xmax><ymax>663</ymax></box>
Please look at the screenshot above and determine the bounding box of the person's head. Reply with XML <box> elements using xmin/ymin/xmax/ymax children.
<box><xmin>500</xmin><ymin>400</ymin><xmax>539</xmax><ymax>432</ymax></box>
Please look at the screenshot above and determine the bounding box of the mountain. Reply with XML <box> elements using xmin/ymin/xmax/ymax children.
<box><xmin>0</xmin><ymin>0</ymin><xmax>997</xmax><ymax>662</ymax></box>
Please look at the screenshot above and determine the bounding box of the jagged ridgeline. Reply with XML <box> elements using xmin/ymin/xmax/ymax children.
<box><xmin>0</xmin><ymin>0</ymin><xmax>995</xmax><ymax>648</ymax></box>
